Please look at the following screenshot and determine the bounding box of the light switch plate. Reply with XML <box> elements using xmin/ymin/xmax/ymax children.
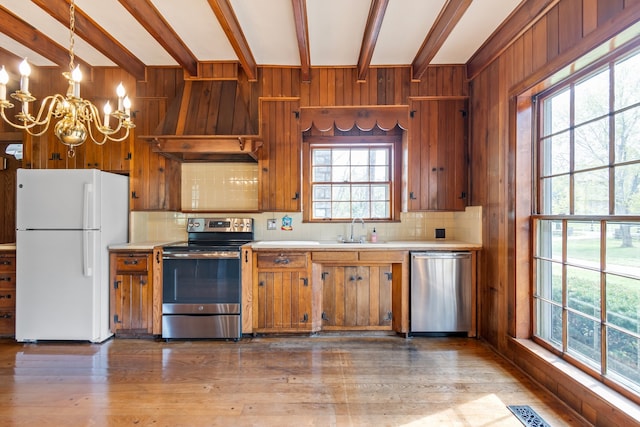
<box><xmin>435</xmin><ymin>228</ymin><xmax>446</xmax><ymax>239</ymax></box>
<box><xmin>267</xmin><ymin>219</ymin><xmax>277</xmax><ymax>230</ymax></box>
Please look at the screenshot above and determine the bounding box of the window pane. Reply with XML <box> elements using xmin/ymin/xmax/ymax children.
<box><xmin>566</xmin><ymin>221</ymin><xmax>601</xmax><ymax>268</ymax></box>
<box><xmin>352</xmin><ymin>185</ymin><xmax>370</xmax><ymax>201</ymax></box>
<box><xmin>351</xmin><ymin>202</ymin><xmax>369</xmax><ymax>218</ymax></box>
<box><xmin>313</xmin><ymin>185</ymin><xmax>331</xmax><ymax>201</ymax></box>
<box><xmin>351</xmin><ymin>149</ymin><xmax>369</xmax><ymax>165</ymax></box>
<box><xmin>313</xmin><ymin>166</ymin><xmax>331</xmax><ymax>182</ymax></box>
<box><xmin>536</xmin><ymin>300</ymin><xmax>563</xmax><ymax>349</ymax></box>
<box><xmin>615</xmin><ymin>52</ymin><xmax>640</xmax><ymax>110</ymax></box>
<box><xmin>606</xmin><ymin>222</ymin><xmax>640</xmax><ymax>276</ymax></box>
<box><xmin>370</xmin><ymin>166</ymin><xmax>389</xmax><ymax>181</ymax></box>
<box><xmin>541</xmin><ymin>133</ymin><xmax>570</xmax><ymax>176</ymax></box>
<box><xmin>566</xmin><ymin>266</ymin><xmax>600</xmax><ymax>316</ymax></box>
<box><xmin>536</xmin><ymin>219</ymin><xmax>563</xmax><ymax>261</ymax></box>
<box><xmin>370</xmin><ymin>148</ymin><xmax>389</xmax><ymax>165</ymax></box>
<box><xmin>574</xmin><ymin>169</ymin><xmax>609</xmax><ymax>215</ymax></box>
<box><xmin>313</xmin><ymin>202</ymin><xmax>331</xmax><ymax>219</ymax></box>
<box><xmin>332</xmin><ymin>185</ymin><xmax>350</xmax><ymax>201</ymax></box>
<box><xmin>536</xmin><ymin>259</ymin><xmax>563</xmax><ymax>303</ymax></box>
<box><xmin>371</xmin><ymin>201</ymin><xmax>389</xmax><ymax>218</ymax></box>
<box><xmin>332</xmin><ymin>166</ymin><xmax>349</xmax><ymax>182</ymax></box>
<box><xmin>614</xmin><ymin>107</ymin><xmax>640</xmax><ymax>164</ymax></box>
<box><xmin>371</xmin><ymin>184</ymin><xmax>389</xmax><ymax>201</ymax></box>
<box><xmin>606</xmin><ymin>274</ymin><xmax>640</xmax><ymax>332</ymax></box>
<box><xmin>575</xmin><ymin>68</ymin><xmax>610</xmax><ymax>125</ymax></box>
<box><xmin>567</xmin><ymin>311</ymin><xmax>601</xmax><ymax>369</ymax></box>
<box><xmin>607</xmin><ymin>328</ymin><xmax>640</xmax><ymax>393</ymax></box>
<box><xmin>351</xmin><ymin>166</ymin><xmax>369</xmax><ymax>182</ymax></box>
<box><xmin>332</xmin><ymin>149</ymin><xmax>350</xmax><ymax>165</ymax></box>
<box><xmin>313</xmin><ymin>149</ymin><xmax>331</xmax><ymax>165</ymax></box>
<box><xmin>541</xmin><ymin>176</ymin><xmax>570</xmax><ymax>214</ymax></box>
<box><xmin>332</xmin><ymin>202</ymin><xmax>350</xmax><ymax>219</ymax></box>
<box><xmin>542</xmin><ymin>89</ymin><xmax>570</xmax><ymax>136</ymax></box>
<box><xmin>614</xmin><ymin>164</ymin><xmax>640</xmax><ymax>215</ymax></box>
<box><xmin>574</xmin><ymin>118</ymin><xmax>609</xmax><ymax>171</ymax></box>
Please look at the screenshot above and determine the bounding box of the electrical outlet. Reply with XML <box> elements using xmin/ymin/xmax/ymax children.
<box><xmin>267</xmin><ymin>219</ymin><xmax>277</xmax><ymax>230</ymax></box>
<box><xmin>435</xmin><ymin>228</ymin><xmax>446</xmax><ymax>239</ymax></box>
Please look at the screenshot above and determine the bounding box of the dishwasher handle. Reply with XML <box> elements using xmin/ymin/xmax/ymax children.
<box><xmin>411</xmin><ymin>251</ymin><xmax>470</xmax><ymax>259</ymax></box>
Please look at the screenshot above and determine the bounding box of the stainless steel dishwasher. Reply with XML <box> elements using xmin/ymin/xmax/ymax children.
<box><xmin>410</xmin><ymin>251</ymin><xmax>472</xmax><ymax>334</ymax></box>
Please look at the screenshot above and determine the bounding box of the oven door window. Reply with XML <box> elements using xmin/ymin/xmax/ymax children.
<box><xmin>163</xmin><ymin>258</ymin><xmax>240</xmax><ymax>304</ymax></box>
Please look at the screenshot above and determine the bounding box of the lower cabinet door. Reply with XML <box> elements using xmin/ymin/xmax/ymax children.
<box><xmin>321</xmin><ymin>265</ymin><xmax>392</xmax><ymax>330</ymax></box>
<box><xmin>255</xmin><ymin>271</ymin><xmax>312</xmax><ymax>332</ymax></box>
<box><xmin>111</xmin><ymin>273</ymin><xmax>153</xmax><ymax>335</ymax></box>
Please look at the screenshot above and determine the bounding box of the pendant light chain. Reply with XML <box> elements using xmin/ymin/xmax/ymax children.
<box><xmin>68</xmin><ymin>0</ymin><xmax>76</xmax><ymax>73</ymax></box>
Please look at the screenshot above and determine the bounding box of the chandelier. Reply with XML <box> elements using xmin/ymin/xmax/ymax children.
<box><xmin>0</xmin><ymin>0</ymin><xmax>134</xmax><ymax>157</ymax></box>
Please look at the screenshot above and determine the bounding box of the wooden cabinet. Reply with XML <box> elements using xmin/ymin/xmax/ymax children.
<box><xmin>259</xmin><ymin>98</ymin><xmax>301</xmax><ymax>212</ymax></box>
<box><xmin>130</xmin><ymin>98</ymin><xmax>181</xmax><ymax>211</ymax></box>
<box><xmin>0</xmin><ymin>252</ymin><xmax>16</xmax><ymax>337</ymax></box>
<box><xmin>407</xmin><ymin>97</ymin><xmax>468</xmax><ymax>211</ymax></box>
<box><xmin>109</xmin><ymin>250</ymin><xmax>154</xmax><ymax>337</ymax></box>
<box><xmin>252</xmin><ymin>251</ymin><xmax>320</xmax><ymax>333</ymax></box>
<box><xmin>320</xmin><ymin>264</ymin><xmax>393</xmax><ymax>330</ymax></box>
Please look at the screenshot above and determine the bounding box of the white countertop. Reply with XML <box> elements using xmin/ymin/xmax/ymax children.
<box><xmin>108</xmin><ymin>241</ymin><xmax>179</xmax><ymax>251</ymax></box>
<box><xmin>249</xmin><ymin>240</ymin><xmax>481</xmax><ymax>250</ymax></box>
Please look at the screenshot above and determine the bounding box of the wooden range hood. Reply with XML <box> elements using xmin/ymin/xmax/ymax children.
<box><xmin>141</xmin><ymin>80</ymin><xmax>262</xmax><ymax>162</ymax></box>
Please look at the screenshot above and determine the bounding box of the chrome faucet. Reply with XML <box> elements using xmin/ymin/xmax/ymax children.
<box><xmin>350</xmin><ymin>217</ymin><xmax>365</xmax><ymax>242</ymax></box>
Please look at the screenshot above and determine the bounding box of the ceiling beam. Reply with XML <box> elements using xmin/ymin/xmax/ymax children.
<box><xmin>411</xmin><ymin>0</ymin><xmax>472</xmax><ymax>80</ymax></box>
<box><xmin>357</xmin><ymin>0</ymin><xmax>389</xmax><ymax>82</ymax></box>
<box><xmin>466</xmin><ymin>0</ymin><xmax>561</xmax><ymax>80</ymax></box>
<box><xmin>0</xmin><ymin>5</ymin><xmax>92</xmax><ymax>73</ymax></box>
<box><xmin>32</xmin><ymin>0</ymin><xmax>146</xmax><ymax>81</ymax></box>
<box><xmin>207</xmin><ymin>0</ymin><xmax>257</xmax><ymax>82</ymax></box>
<box><xmin>291</xmin><ymin>0</ymin><xmax>311</xmax><ymax>83</ymax></box>
<box><xmin>117</xmin><ymin>0</ymin><xmax>198</xmax><ymax>77</ymax></box>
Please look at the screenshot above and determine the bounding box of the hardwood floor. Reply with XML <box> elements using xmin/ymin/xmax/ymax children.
<box><xmin>0</xmin><ymin>334</ymin><xmax>590</xmax><ymax>426</ymax></box>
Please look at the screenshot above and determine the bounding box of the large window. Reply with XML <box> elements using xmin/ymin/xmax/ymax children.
<box><xmin>303</xmin><ymin>135</ymin><xmax>401</xmax><ymax>222</ymax></box>
<box><xmin>533</xmin><ymin>49</ymin><xmax>640</xmax><ymax>395</ymax></box>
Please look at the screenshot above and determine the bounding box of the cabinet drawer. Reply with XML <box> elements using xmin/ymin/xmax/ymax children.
<box><xmin>358</xmin><ymin>251</ymin><xmax>406</xmax><ymax>262</ymax></box>
<box><xmin>114</xmin><ymin>255</ymin><xmax>149</xmax><ymax>272</ymax></box>
<box><xmin>0</xmin><ymin>311</ymin><xmax>15</xmax><ymax>335</ymax></box>
<box><xmin>0</xmin><ymin>290</ymin><xmax>15</xmax><ymax>308</ymax></box>
<box><xmin>0</xmin><ymin>273</ymin><xmax>16</xmax><ymax>288</ymax></box>
<box><xmin>257</xmin><ymin>253</ymin><xmax>307</xmax><ymax>269</ymax></box>
<box><xmin>312</xmin><ymin>251</ymin><xmax>358</xmax><ymax>262</ymax></box>
<box><xmin>0</xmin><ymin>255</ymin><xmax>16</xmax><ymax>273</ymax></box>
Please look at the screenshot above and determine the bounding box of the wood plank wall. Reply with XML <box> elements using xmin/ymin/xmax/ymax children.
<box><xmin>469</xmin><ymin>0</ymin><xmax>640</xmax><ymax>424</ymax></box>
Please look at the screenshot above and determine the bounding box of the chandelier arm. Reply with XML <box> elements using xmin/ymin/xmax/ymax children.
<box><xmin>0</xmin><ymin>96</ymin><xmax>61</xmax><ymax>136</ymax></box>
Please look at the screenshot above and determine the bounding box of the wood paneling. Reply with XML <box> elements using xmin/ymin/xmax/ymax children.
<box><xmin>469</xmin><ymin>0</ymin><xmax>640</xmax><ymax>419</ymax></box>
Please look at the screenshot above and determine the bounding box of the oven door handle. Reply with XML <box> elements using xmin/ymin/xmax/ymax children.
<box><xmin>163</xmin><ymin>252</ymin><xmax>240</xmax><ymax>260</ymax></box>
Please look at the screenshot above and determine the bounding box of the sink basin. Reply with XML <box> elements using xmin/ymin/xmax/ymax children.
<box><xmin>255</xmin><ymin>240</ymin><xmax>319</xmax><ymax>245</ymax></box>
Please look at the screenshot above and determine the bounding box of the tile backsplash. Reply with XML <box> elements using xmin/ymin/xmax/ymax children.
<box><xmin>181</xmin><ymin>163</ymin><xmax>258</xmax><ymax>211</ymax></box>
<box><xmin>130</xmin><ymin>206</ymin><xmax>482</xmax><ymax>245</ymax></box>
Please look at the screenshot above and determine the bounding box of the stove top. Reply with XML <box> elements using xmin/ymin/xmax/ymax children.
<box><xmin>163</xmin><ymin>217</ymin><xmax>254</xmax><ymax>253</ymax></box>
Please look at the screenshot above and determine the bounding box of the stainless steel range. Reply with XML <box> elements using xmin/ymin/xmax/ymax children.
<box><xmin>161</xmin><ymin>217</ymin><xmax>253</xmax><ymax>340</ymax></box>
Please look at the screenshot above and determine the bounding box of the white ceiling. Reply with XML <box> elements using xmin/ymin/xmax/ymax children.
<box><xmin>0</xmin><ymin>0</ymin><xmax>523</xmax><ymax>70</ymax></box>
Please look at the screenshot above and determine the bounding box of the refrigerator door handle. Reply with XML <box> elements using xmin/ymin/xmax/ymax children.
<box><xmin>83</xmin><ymin>183</ymin><xmax>93</xmax><ymax>230</ymax></box>
<box><xmin>83</xmin><ymin>230</ymin><xmax>93</xmax><ymax>277</ymax></box>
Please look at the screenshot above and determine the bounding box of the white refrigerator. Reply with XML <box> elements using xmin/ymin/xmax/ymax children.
<box><xmin>16</xmin><ymin>169</ymin><xmax>129</xmax><ymax>342</ymax></box>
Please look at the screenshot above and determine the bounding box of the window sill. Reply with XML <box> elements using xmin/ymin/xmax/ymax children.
<box><xmin>508</xmin><ymin>337</ymin><xmax>640</xmax><ymax>425</ymax></box>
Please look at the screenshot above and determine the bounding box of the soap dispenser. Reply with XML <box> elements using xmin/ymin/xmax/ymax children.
<box><xmin>371</xmin><ymin>228</ymin><xmax>377</xmax><ymax>243</ymax></box>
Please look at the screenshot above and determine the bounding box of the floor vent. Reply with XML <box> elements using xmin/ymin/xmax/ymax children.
<box><xmin>507</xmin><ymin>405</ymin><xmax>551</xmax><ymax>427</ymax></box>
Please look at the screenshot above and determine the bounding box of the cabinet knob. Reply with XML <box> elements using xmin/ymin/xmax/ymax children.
<box><xmin>0</xmin><ymin>294</ymin><xmax>12</xmax><ymax>299</ymax></box>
